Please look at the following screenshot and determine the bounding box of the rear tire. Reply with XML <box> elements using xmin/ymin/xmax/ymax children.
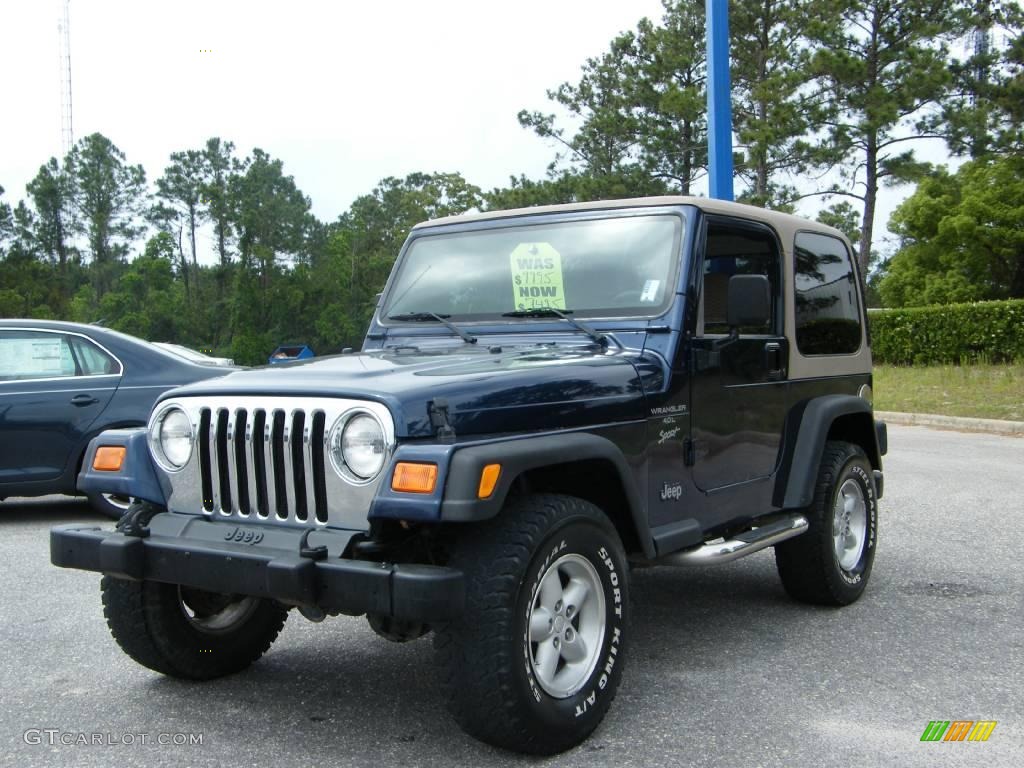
<box><xmin>775</xmin><ymin>440</ymin><xmax>878</xmax><ymax>606</ymax></box>
<box><xmin>434</xmin><ymin>493</ymin><xmax>629</xmax><ymax>755</ymax></box>
<box><xmin>101</xmin><ymin>576</ymin><xmax>288</xmax><ymax>679</ymax></box>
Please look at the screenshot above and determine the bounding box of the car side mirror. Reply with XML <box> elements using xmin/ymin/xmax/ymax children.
<box><xmin>727</xmin><ymin>274</ymin><xmax>771</xmax><ymax>330</ymax></box>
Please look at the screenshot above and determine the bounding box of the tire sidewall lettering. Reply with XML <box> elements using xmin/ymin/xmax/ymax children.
<box><xmin>836</xmin><ymin>461</ymin><xmax>877</xmax><ymax>586</ymax></box>
<box><xmin>519</xmin><ymin>522</ymin><xmax>627</xmax><ymax>725</ymax></box>
<box><xmin>523</xmin><ymin>538</ymin><xmax>568</xmax><ymax>704</ymax></box>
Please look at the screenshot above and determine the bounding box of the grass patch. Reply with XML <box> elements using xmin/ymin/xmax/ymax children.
<box><xmin>874</xmin><ymin>363</ymin><xmax>1024</xmax><ymax>421</ymax></box>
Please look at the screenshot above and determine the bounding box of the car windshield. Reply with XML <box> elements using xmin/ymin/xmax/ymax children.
<box><xmin>382</xmin><ymin>213</ymin><xmax>683</xmax><ymax>321</ymax></box>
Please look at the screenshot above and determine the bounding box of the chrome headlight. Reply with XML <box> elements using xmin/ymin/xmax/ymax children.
<box><xmin>329</xmin><ymin>411</ymin><xmax>387</xmax><ymax>482</ymax></box>
<box><xmin>150</xmin><ymin>405</ymin><xmax>194</xmax><ymax>471</ymax></box>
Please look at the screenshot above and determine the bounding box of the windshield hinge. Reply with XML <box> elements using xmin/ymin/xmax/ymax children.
<box><xmin>428</xmin><ymin>398</ymin><xmax>456</xmax><ymax>443</ymax></box>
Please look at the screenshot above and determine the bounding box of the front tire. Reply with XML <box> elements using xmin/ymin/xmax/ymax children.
<box><xmin>101</xmin><ymin>577</ymin><xmax>288</xmax><ymax>679</ymax></box>
<box><xmin>434</xmin><ymin>493</ymin><xmax>629</xmax><ymax>755</ymax></box>
<box><xmin>775</xmin><ymin>440</ymin><xmax>878</xmax><ymax>606</ymax></box>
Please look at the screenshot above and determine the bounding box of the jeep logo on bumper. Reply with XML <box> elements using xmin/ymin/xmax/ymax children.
<box><xmin>223</xmin><ymin>527</ymin><xmax>264</xmax><ymax>545</ymax></box>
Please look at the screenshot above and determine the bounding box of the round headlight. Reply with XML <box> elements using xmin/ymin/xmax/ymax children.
<box><xmin>153</xmin><ymin>407</ymin><xmax>194</xmax><ymax>470</ymax></box>
<box><xmin>331</xmin><ymin>412</ymin><xmax>386</xmax><ymax>481</ymax></box>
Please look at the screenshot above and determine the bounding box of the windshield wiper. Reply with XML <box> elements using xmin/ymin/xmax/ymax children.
<box><xmin>387</xmin><ymin>312</ymin><xmax>477</xmax><ymax>344</ymax></box>
<box><xmin>501</xmin><ymin>307</ymin><xmax>607</xmax><ymax>346</ymax></box>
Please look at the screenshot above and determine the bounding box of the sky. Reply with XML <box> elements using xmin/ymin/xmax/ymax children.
<box><xmin>1</xmin><ymin>0</ymin><xmax>945</xmax><ymax>262</ymax></box>
<box><xmin>1</xmin><ymin>1</ymin><xmax>663</xmax><ymax>218</ymax></box>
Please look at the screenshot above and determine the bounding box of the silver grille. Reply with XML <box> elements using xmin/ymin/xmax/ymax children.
<box><xmin>151</xmin><ymin>396</ymin><xmax>395</xmax><ymax>530</ymax></box>
<box><xmin>199</xmin><ymin>406</ymin><xmax>328</xmax><ymax>523</ymax></box>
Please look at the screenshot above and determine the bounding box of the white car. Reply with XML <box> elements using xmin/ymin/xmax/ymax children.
<box><xmin>153</xmin><ymin>342</ymin><xmax>235</xmax><ymax>367</ymax></box>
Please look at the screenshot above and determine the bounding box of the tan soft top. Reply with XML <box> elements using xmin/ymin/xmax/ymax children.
<box><xmin>413</xmin><ymin>194</ymin><xmax>866</xmax><ymax>379</ymax></box>
<box><xmin>412</xmin><ymin>195</ymin><xmax>847</xmax><ymax>242</ymax></box>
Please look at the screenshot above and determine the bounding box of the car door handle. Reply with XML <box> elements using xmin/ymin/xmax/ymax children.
<box><xmin>764</xmin><ymin>343</ymin><xmax>784</xmax><ymax>380</ymax></box>
<box><xmin>70</xmin><ymin>394</ymin><xmax>100</xmax><ymax>407</ymax></box>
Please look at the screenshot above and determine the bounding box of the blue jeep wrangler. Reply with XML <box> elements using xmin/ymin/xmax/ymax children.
<box><xmin>52</xmin><ymin>197</ymin><xmax>886</xmax><ymax>754</ymax></box>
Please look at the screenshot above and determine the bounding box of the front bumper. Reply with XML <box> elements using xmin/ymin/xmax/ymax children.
<box><xmin>51</xmin><ymin>514</ymin><xmax>464</xmax><ymax>622</ymax></box>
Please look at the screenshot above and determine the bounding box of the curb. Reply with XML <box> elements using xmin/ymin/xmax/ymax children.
<box><xmin>875</xmin><ymin>411</ymin><xmax>1024</xmax><ymax>436</ymax></box>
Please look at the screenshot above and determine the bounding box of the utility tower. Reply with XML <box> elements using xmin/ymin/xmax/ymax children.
<box><xmin>58</xmin><ymin>0</ymin><xmax>73</xmax><ymax>156</ymax></box>
<box><xmin>972</xmin><ymin>21</ymin><xmax>991</xmax><ymax>103</ymax></box>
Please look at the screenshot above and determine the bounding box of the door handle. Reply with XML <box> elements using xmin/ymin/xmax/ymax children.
<box><xmin>764</xmin><ymin>343</ymin><xmax>784</xmax><ymax>380</ymax></box>
<box><xmin>70</xmin><ymin>394</ymin><xmax>100</xmax><ymax>407</ymax></box>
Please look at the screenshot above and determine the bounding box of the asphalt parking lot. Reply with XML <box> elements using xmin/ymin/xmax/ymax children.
<box><xmin>1</xmin><ymin>424</ymin><xmax>1020</xmax><ymax>767</ymax></box>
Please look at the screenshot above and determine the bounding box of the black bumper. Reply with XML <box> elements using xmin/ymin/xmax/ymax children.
<box><xmin>51</xmin><ymin>524</ymin><xmax>464</xmax><ymax>622</ymax></box>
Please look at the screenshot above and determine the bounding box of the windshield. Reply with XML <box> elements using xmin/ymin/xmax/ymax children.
<box><xmin>382</xmin><ymin>213</ymin><xmax>683</xmax><ymax>321</ymax></box>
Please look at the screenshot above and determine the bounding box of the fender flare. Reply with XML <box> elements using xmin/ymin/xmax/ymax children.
<box><xmin>440</xmin><ymin>432</ymin><xmax>653</xmax><ymax>557</ymax></box>
<box><xmin>775</xmin><ymin>394</ymin><xmax>882</xmax><ymax>509</ymax></box>
<box><xmin>72</xmin><ymin>420</ymin><xmax>146</xmax><ymax>476</ymax></box>
<box><xmin>76</xmin><ymin>427</ymin><xmax>169</xmax><ymax>506</ymax></box>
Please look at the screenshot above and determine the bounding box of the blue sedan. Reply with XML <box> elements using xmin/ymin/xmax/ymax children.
<box><xmin>0</xmin><ymin>320</ymin><xmax>234</xmax><ymax>517</ymax></box>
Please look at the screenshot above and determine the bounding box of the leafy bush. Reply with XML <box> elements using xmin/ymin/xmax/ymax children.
<box><xmin>870</xmin><ymin>300</ymin><xmax>1024</xmax><ymax>365</ymax></box>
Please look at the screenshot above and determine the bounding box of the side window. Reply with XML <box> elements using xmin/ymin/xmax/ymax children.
<box><xmin>68</xmin><ymin>336</ymin><xmax>119</xmax><ymax>375</ymax></box>
<box><xmin>0</xmin><ymin>331</ymin><xmax>78</xmax><ymax>381</ymax></box>
<box><xmin>700</xmin><ymin>220</ymin><xmax>781</xmax><ymax>335</ymax></box>
<box><xmin>794</xmin><ymin>232</ymin><xmax>863</xmax><ymax>355</ymax></box>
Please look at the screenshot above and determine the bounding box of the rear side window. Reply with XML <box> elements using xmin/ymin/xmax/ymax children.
<box><xmin>68</xmin><ymin>336</ymin><xmax>119</xmax><ymax>375</ymax></box>
<box><xmin>0</xmin><ymin>331</ymin><xmax>119</xmax><ymax>380</ymax></box>
<box><xmin>794</xmin><ymin>232</ymin><xmax>862</xmax><ymax>355</ymax></box>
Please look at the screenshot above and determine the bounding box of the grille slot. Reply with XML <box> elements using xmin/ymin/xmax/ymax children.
<box><xmin>310</xmin><ymin>411</ymin><xmax>328</xmax><ymax>523</ymax></box>
<box><xmin>198</xmin><ymin>405</ymin><xmax>328</xmax><ymax>524</ymax></box>
<box><xmin>199</xmin><ymin>409</ymin><xmax>213</xmax><ymax>512</ymax></box>
<box><xmin>250</xmin><ymin>409</ymin><xmax>268</xmax><ymax>517</ymax></box>
<box><xmin>271</xmin><ymin>410</ymin><xmax>287</xmax><ymax>517</ymax></box>
<box><xmin>214</xmin><ymin>409</ymin><xmax>231</xmax><ymax>513</ymax></box>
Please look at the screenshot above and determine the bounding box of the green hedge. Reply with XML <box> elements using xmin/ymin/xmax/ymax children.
<box><xmin>869</xmin><ymin>299</ymin><xmax>1024</xmax><ymax>365</ymax></box>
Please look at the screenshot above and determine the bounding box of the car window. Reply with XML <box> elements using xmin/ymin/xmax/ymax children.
<box><xmin>0</xmin><ymin>331</ymin><xmax>79</xmax><ymax>380</ymax></box>
<box><xmin>382</xmin><ymin>214</ymin><xmax>683</xmax><ymax>320</ymax></box>
<box><xmin>68</xmin><ymin>335</ymin><xmax>120</xmax><ymax>375</ymax></box>
<box><xmin>794</xmin><ymin>232</ymin><xmax>863</xmax><ymax>355</ymax></box>
<box><xmin>0</xmin><ymin>330</ymin><xmax>120</xmax><ymax>381</ymax></box>
<box><xmin>699</xmin><ymin>220</ymin><xmax>781</xmax><ymax>335</ymax></box>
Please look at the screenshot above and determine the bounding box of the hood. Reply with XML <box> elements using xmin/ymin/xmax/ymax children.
<box><xmin>165</xmin><ymin>341</ymin><xmax>665</xmax><ymax>438</ymax></box>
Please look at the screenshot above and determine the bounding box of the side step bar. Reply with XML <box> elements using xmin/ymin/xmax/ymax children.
<box><xmin>654</xmin><ymin>514</ymin><xmax>808</xmax><ymax>567</ymax></box>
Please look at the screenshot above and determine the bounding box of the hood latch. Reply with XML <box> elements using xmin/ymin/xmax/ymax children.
<box><xmin>428</xmin><ymin>398</ymin><xmax>456</xmax><ymax>443</ymax></box>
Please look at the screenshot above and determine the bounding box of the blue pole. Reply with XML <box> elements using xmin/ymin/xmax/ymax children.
<box><xmin>706</xmin><ymin>0</ymin><xmax>734</xmax><ymax>201</ymax></box>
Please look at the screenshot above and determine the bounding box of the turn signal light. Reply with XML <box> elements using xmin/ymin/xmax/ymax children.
<box><xmin>93</xmin><ymin>446</ymin><xmax>126</xmax><ymax>472</ymax></box>
<box><xmin>391</xmin><ymin>462</ymin><xmax>438</xmax><ymax>494</ymax></box>
<box><xmin>478</xmin><ymin>463</ymin><xmax>501</xmax><ymax>499</ymax></box>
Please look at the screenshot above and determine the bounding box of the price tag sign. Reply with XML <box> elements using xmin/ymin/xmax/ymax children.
<box><xmin>510</xmin><ymin>243</ymin><xmax>566</xmax><ymax>310</ymax></box>
<box><xmin>0</xmin><ymin>338</ymin><xmax>65</xmax><ymax>376</ymax></box>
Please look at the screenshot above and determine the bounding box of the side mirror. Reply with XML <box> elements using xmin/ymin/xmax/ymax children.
<box><xmin>727</xmin><ymin>274</ymin><xmax>771</xmax><ymax>329</ymax></box>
